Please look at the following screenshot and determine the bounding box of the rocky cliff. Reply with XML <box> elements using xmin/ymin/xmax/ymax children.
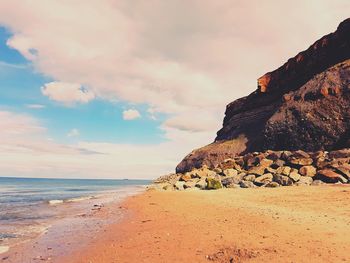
<box><xmin>177</xmin><ymin>18</ymin><xmax>350</xmax><ymax>173</ymax></box>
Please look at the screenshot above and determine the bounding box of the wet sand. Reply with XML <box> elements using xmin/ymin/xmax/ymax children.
<box><xmin>3</xmin><ymin>185</ymin><xmax>350</xmax><ymax>262</ymax></box>
<box><xmin>66</xmin><ymin>185</ymin><xmax>350</xmax><ymax>263</ymax></box>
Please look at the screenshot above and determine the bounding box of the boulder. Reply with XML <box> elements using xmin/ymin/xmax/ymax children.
<box><xmin>180</xmin><ymin>173</ymin><xmax>192</xmax><ymax>182</ymax></box>
<box><xmin>254</xmin><ymin>173</ymin><xmax>273</xmax><ymax>186</ymax></box>
<box><xmin>289</xmin><ymin>172</ymin><xmax>301</xmax><ymax>182</ymax></box>
<box><xmin>273</xmin><ymin>174</ymin><xmax>293</xmax><ymax>186</ymax></box>
<box><xmin>288</xmin><ymin>157</ymin><xmax>313</xmax><ymax>166</ymax></box>
<box><xmin>277</xmin><ymin>166</ymin><xmax>291</xmax><ymax>176</ymax></box>
<box><xmin>195</xmin><ymin>179</ymin><xmax>207</xmax><ymax>190</ymax></box>
<box><xmin>296</xmin><ymin>176</ymin><xmax>313</xmax><ymax>186</ymax></box>
<box><xmin>328</xmin><ymin>149</ymin><xmax>350</xmax><ymax>159</ymax></box>
<box><xmin>221</xmin><ymin>174</ymin><xmax>244</xmax><ymax>187</ymax></box>
<box><xmin>191</xmin><ymin>167</ymin><xmax>217</xmax><ymax>178</ymax></box>
<box><xmin>239</xmin><ymin>180</ymin><xmax>256</xmax><ymax>188</ymax></box>
<box><xmin>332</xmin><ymin>164</ymin><xmax>350</xmax><ymax>179</ymax></box>
<box><xmin>248</xmin><ymin>159</ymin><xmax>273</xmax><ymax>175</ymax></box>
<box><xmin>222</xmin><ymin>168</ymin><xmax>238</xmax><ymax>177</ymax></box>
<box><xmin>316</xmin><ymin>169</ymin><xmax>348</xmax><ymax>183</ymax></box>
<box><xmin>299</xmin><ymin>166</ymin><xmax>317</xmax><ymax>177</ymax></box>
<box><xmin>175</xmin><ymin>181</ymin><xmax>185</xmax><ymax>190</ymax></box>
<box><xmin>244</xmin><ymin>174</ymin><xmax>256</xmax><ymax>182</ymax></box>
<box><xmin>271</xmin><ymin>159</ymin><xmax>286</xmax><ymax>168</ymax></box>
<box><xmin>206</xmin><ymin>177</ymin><xmax>223</xmax><ymax>190</ymax></box>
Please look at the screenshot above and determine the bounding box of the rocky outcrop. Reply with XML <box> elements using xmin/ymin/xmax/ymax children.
<box><xmin>153</xmin><ymin>149</ymin><xmax>350</xmax><ymax>191</ymax></box>
<box><xmin>177</xmin><ymin>18</ymin><xmax>350</xmax><ymax>173</ymax></box>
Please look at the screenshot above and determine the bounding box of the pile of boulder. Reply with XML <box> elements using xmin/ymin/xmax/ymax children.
<box><xmin>152</xmin><ymin>148</ymin><xmax>350</xmax><ymax>191</ymax></box>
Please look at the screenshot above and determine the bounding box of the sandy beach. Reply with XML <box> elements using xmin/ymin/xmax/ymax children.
<box><xmin>51</xmin><ymin>185</ymin><xmax>350</xmax><ymax>263</ymax></box>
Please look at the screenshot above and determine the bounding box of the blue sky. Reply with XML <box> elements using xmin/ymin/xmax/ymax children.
<box><xmin>0</xmin><ymin>27</ymin><xmax>167</xmax><ymax>145</ymax></box>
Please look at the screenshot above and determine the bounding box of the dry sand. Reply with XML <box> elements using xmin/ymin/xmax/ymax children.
<box><xmin>63</xmin><ymin>185</ymin><xmax>350</xmax><ymax>263</ymax></box>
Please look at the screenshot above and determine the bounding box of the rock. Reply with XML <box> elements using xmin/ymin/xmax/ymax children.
<box><xmin>299</xmin><ymin>166</ymin><xmax>317</xmax><ymax>177</ymax></box>
<box><xmin>265</xmin><ymin>182</ymin><xmax>280</xmax><ymax>188</ymax></box>
<box><xmin>191</xmin><ymin>167</ymin><xmax>217</xmax><ymax>178</ymax></box>
<box><xmin>271</xmin><ymin>159</ymin><xmax>286</xmax><ymax>168</ymax></box>
<box><xmin>239</xmin><ymin>180</ymin><xmax>256</xmax><ymax>188</ymax></box>
<box><xmin>316</xmin><ymin>169</ymin><xmax>348</xmax><ymax>183</ymax></box>
<box><xmin>222</xmin><ymin>168</ymin><xmax>238</xmax><ymax>177</ymax></box>
<box><xmin>154</xmin><ymin>173</ymin><xmax>180</xmax><ymax>184</ymax></box>
<box><xmin>221</xmin><ymin>174</ymin><xmax>244</xmax><ymax>186</ymax></box>
<box><xmin>174</xmin><ymin>181</ymin><xmax>185</xmax><ymax>190</ymax></box>
<box><xmin>328</xmin><ymin>149</ymin><xmax>350</xmax><ymax>159</ymax></box>
<box><xmin>266</xmin><ymin>151</ymin><xmax>282</xmax><ymax>161</ymax></box>
<box><xmin>184</xmin><ymin>180</ymin><xmax>198</xmax><ymax>189</ymax></box>
<box><xmin>277</xmin><ymin>166</ymin><xmax>291</xmax><ymax>176</ymax></box>
<box><xmin>332</xmin><ymin>164</ymin><xmax>350</xmax><ymax>179</ymax></box>
<box><xmin>289</xmin><ymin>172</ymin><xmax>301</xmax><ymax>182</ymax></box>
<box><xmin>206</xmin><ymin>177</ymin><xmax>223</xmax><ymax>190</ymax></box>
<box><xmin>244</xmin><ymin>174</ymin><xmax>256</xmax><ymax>182</ymax></box>
<box><xmin>195</xmin><ymin>179</ymin><xmax>207</xmax><ymax>190</ymax></box>
<box><xmin>296</xmin><ymin>176</ymin><xmax>313</xmax><ymax>185</ymax></box>
<box><xmin>213</xmin><ymin>167</ymin><xmax>223</xmax><ymax>174</ymax></box>
<box><xmin>179</xmin><ymin>173</ymin><xmax>192</xmax><ymax>182</ymax></box>
<box><xmin>288</xmin><ymin>157</ymin><xmax>313</xmax><ymax>166</ymax></box>
<box><xmin>254</xmin><ymin>173</ymin><xmax>273</xmax><ymax>186</ymax></box>
<box><xmin>248</xmin><ymin>159</ymin><xmax>273</xmax><ymax>175</ymax></box>
<box><xmin>265</xmin><ymin>167</ymin><xmax>277</xmax><ymax>174</ymax></box>
<box><xmin>176</xmin><ymin>19</ymin><xmax>350</xmax><ymax>173</ymax></box>
<box><xmin>273</xmin><ymin>174</ymin><xmax>293</xmax><ymax>186</ymax></box>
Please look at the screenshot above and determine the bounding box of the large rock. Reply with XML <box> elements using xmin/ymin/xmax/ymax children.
<box><xmin>254</xmin><ymin>173</ymin><xmax>273</xmax><ymax>186</ymax></box>
<box><xmin>299</xmin><ymin>166</ymin><xmax>317</xmax><ymax>177</ymax></box>
<box><xmin>176</xmin><ymin>19</ymin><xmax>350</xmax><ymax>173</ymax></box>
<box><xmin>316</xmin><ymin>169</ymin><xmax>348</xmax><ymax>183</ymax></box>
<box><xmin>206</xmin><ymin>177</ymin><xmax>223</xmax><ymax>190</ymax></box>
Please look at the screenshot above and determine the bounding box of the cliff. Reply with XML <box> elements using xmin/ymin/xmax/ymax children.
<box><xmin>177</xmin><ymin>18</ymin><xmax>350</xmax><ymax>173</ymax></box>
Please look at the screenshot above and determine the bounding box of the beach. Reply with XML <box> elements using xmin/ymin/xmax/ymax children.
<box><xmin>3</xmin><ymin>185</ymin><xmax>350</xmax><ymax>262</ymax></box>
<box><xmin>38</xmin><ymin>185</ymin><xmax>350</xmax><ymax>263</ymax></box>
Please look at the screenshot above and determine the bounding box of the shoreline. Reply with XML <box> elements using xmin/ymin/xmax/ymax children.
<box><xmin>3</xmin><ymin>185</ymin><xmax>350</xmax><ymax>262</ymax></box>
<box><xmin>1</xmin><ymin>186</ymin><xmax>146</xmax><ymax>262</ymax></box>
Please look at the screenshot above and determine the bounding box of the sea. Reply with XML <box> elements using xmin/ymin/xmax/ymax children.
<box><xmin>0</xmin><ymin>177</ymin><xmax>150</xmax><ymax>253</ymax></box>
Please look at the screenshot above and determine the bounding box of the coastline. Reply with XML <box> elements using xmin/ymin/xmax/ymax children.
<box><xmin>64</xmin><ymin>185</ymin><xmax>350</xmax><ymax>262</ymax></box>
<box><xmin>3</xmin><ymin>185</ymin><xmax>350</xmax><ymax>262</ymax></box>
<box><xmin>0</xmin><ymin>185</ymin><xmax>146</xmax><ymax>263</ymax></box>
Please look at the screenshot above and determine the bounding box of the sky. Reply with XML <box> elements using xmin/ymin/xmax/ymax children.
<box><xmin>0</xmin><ymin>0</ymin><xmax>348</xmax><ymax>179</ymax></box>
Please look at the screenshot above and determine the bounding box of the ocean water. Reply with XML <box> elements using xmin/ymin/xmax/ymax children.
<box><xmin>0</xmin><ymin>177</ymin><xmax>150</xmax><ymax>248</ymax></box>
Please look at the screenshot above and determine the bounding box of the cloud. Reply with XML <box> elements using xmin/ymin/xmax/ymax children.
<box><xmin>26</xmin><ymin>104</ymin><xmax>45</xmax><ymax>109</ymax></box>
<box><xmin>0</xmin><ymin>0</ymin><xmax>348</xmax><ymax>133</ymax></box>
<box><xmin>0</xmin><ymin>1</ymin><xmax>348</xmax><ymax>179</ymax></box>
<box><xmin>123</xmin><ymin>109</ymin><xmax>141</xmax><ymax>120</ymax></box>
<box><xmin>67</xmin><ymin>128</ymin><xmax>80</xmax><ymax>137</ymax></box>
<box><xmin>41</xmin><ymin>81</ymin><xmax>95</xmax><ymax>104</ymax></box>
<box><xmin>0</xmin><ymin>110</ymin><xmax>212</xmax><ymax>179</ymax></box>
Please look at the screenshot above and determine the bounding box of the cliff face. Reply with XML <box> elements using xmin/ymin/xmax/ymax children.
<box><xmin>176</xmin><ymin>18</ymin><xmax>350</xmax><ymax>173</ymax></box>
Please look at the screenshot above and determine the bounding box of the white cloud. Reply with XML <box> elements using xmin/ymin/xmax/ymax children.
<box><xmin>26</xmin><ymin>104</ymin><xmax>45</xmax><ymax>109</ymax></box>
<box><xmin>0</xmin><ymin>2</ymin><xmax>348</xmax><ymax>178</ymax></box>
<box><xmin>67</xmin><ymin>128</ymin><xmax>80</xmax><ymax>137</ymax></box>
<box><xmin>0</xmin><ymin>110</ymin><xmax>212</xmax><ymax>179</ymax></box>
<box><xmin>0</xmin><ymin>0</ymin><xmax>348</xmax><ymax>132</ymax></box>
<box><xmin>123</xmin><ymin>109</ymin><xmax>141</xmax><ymax>120</ymax></box>
<box><xmin>41</xmin><ymin>81</ymin><xmax>95</xmax><ymax>104</ymax></box>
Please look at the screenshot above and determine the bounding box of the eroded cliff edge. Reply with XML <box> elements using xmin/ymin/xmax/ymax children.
<box><xmin>177</xmin><ymin>18</ymin><xmax>350</xmax><ymax>173</ymax></box>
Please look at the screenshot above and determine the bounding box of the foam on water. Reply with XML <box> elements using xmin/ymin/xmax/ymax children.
<box><xmin>0</xmin><ymin>177</ymin><xmax>150</xmax><ymax>248</ymax></box>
